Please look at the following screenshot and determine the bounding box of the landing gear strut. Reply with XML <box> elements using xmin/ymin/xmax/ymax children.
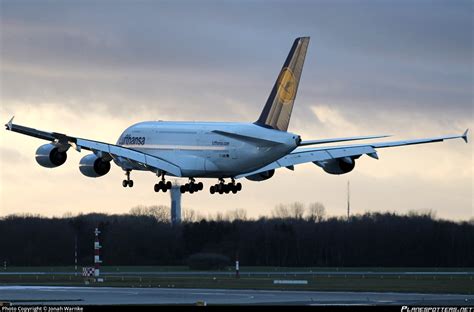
<box><xmin>122</xmin><ymin>170</ymin><xmax>134</xmax><ymax>187</ymax></box>
<box><xmin>180</xmin><ymin>178</ymin><xmax>203</xmax><ymax>194</ymax></box>
<box><xmin>154</xmin><ymin>172</ymin><xmax>172</xmax><ymax>193</ymax></box>
<box><xmin>209</xmin><ymin>178</ymin><xmax>242</xmax><ymax>195</ymax></box>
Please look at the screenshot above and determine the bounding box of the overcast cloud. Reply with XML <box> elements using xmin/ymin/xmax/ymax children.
<box><xmin>0</xmin><ymin>0</ymin><xmax>472</xmax><ymax>220</ymax></box>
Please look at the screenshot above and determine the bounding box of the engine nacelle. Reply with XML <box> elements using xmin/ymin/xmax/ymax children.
<box><xmin>35</xmin><ymin>143</ymin><xmax>68</xmax><ymax>168</ymax></box>
<box><xmin>315</xmin><ymin>157</ymin><xmax>355</xmax><ymax>175</ymax></box>
<box><xmin>245</xmin><ymin>169</ymin><xmax>275</xmax><ymax>181</ymax></box>
<box><xmin>79</xmin><ymin>154</ymin><xmax>111</xmax><ymax>178</ymax></box>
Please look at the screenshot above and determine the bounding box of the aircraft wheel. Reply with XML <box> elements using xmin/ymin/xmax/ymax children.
<box><xmin>197</xmin><ymin>182</ymin><xmax>203</xmax><ymax>191</ymax></box>
<box><xmin>128</xmin><ymin>180</ymin><xmax>134</xmax><ymax>187</ymax></box>
<box><xmin>231</xmin><ymin>187</ymin><xmax>238</xmax><ymax>194</ymax></box>
<box><xmin>154</xmin><ymin>183</ymin><xmax>160</xmax><ymax>192</ymax></box>
<box><xmin>236</xmin><ymin>182</ymin><xmax>242</xmax><ymax>191</ymax></box>
<box><xmin>122</xmin><ymin>180</ymin><xmax>128</xmax><ymax>187</ymax></box>
<box><xmin>166</xmin><ymin>181</ymin><xmax>172</xmax><ymax>189</ymax></box>
<box><xmin>210</xmin><ymin>186</ymin><xmax>215</xmax><ymax>194</ymax></box>
<box><xmin>180</xmin><ymin>185</ymin><xmax>186</xmax><ymax>193</ymax></box>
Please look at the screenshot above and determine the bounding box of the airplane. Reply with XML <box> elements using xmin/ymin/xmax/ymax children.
<box><xmin>4</xmin><ymin>37</ymin><xmax>469</xmax><ymax>195</ymax></box>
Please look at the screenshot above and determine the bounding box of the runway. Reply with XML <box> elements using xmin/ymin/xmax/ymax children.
<box><xmin>1</xmin><ymin>286</ymin><xmax>473</xmax><ymax>305</ymax></box>
<box><xmin>1</xmin><ymin>271</ymin><xmax>472</xmax><ymax>276</ymax></box>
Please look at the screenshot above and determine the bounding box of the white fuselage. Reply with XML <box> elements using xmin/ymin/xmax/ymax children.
<box><xmin>113</xmin><ymin>121</ymin><xmax>299</xmax><ymax>178</ymax></box>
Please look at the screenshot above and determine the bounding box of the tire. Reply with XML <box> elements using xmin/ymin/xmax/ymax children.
<box><xmin>210</xmin><ymin>186</ymin><xmax>215</xmax><ymax>194</ymax></box>
<box><xmin>166</xmin><ymin>181</ymin><xmax>172</xmax><ymax>189</ymax></box>
<box><xmin>128</xmin><ymin>180</ymin><xmax>134</xmax><ymax>188</ymax></box>
<box><xmin>236</xmin><ymin>183</ymin><xmax>242</xmax><ymax>191</ymax></box>
<box><xmin>198</xmin><ymin>182</ymin><xmax>203</xmax><ymax>191</ymax></box>
<box><xmin>231</xmin><ymin>188</ymin><xmax>237</xmax><ymax>194</ymax></box>
<box><xmin>180</xmin><ymin>185</ymin><xmax>186</xmax><ymax>193</ymax></box>
<box><xmin>154</xmin><ymin>184</ymin><xmax>160</xmax><ymax>192</ymax></box>
<box><xmin>122</xmin><ymin>180</ymin><xmax>128</xmax><ymax>187</ymax></box>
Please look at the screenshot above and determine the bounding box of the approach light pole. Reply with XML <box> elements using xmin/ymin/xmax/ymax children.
<box><xmin>94</xmin><ymin>227</ymin><xmax>102</xmax><ymax>279</ymax></box>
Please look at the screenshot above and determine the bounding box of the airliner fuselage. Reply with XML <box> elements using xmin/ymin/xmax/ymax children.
<box><xmin>115</xmin><ymin>121</ymin><xmax>300</xmax><ymax>178</ymax></box>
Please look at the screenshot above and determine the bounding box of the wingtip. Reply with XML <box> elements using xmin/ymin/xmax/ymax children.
<box><xmin>5</xmin><ymin>116</ymin><xmax>14</xmax><ymax>130</ymax></box>
<box><xmin>462</xmin><ymin>128</ymin><xmax>469</xmax><ymax>143</ymax></box>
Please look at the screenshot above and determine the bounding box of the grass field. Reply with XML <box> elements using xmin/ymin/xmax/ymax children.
<box><xmin>1</xmin><ymin>266</ymin><xmax>472</xmax><ymax>294</ymax></box>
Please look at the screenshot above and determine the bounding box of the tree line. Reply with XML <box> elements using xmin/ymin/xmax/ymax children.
<box><xmin>0</xmin><ymin>205</ymin><xmax>472</xmax><ymax>268</ymax></box>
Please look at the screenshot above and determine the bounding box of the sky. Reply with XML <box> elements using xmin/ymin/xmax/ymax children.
<box><xmin>0</xmin><ymin>0</ymin><xmax>472</xmax><ymax>220</ymax></box>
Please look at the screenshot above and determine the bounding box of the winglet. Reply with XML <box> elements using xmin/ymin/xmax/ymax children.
<box><xmin>5</xmin><ymin>116</ymin><xmax>14</xmax><ymax>130</ymax></box>
<box><xmin>462</xmin><ymin>128</ymin><xmax>469</xmax><ymax>143</ymax></box>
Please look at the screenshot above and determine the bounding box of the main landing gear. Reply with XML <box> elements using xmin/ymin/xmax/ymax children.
<box><xmin>180</xmin><ymin>178</ymin><xmax>203</xmax><ymax>194</ymax></box>
<box><xmin>209</xmin><ymin>178</ymin><xmax>242</xmax><ymax>195</ymax></box>
<box><xmin>154</xmin><ymin>173</ymin><xmax>172</xmax><ymax>193</ymax></box>
<box><xmin>122</xmin><ymin>170</ymin><xmax>134</xmax><ymax>187</ymax></box>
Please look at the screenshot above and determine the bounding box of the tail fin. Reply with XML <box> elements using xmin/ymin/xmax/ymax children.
<box><xmin>256</xmin><ymin>37</ymin><xmax>310</xmax><ymax>131</ymax></box>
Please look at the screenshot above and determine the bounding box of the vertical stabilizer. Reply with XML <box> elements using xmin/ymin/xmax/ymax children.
<box><xmin>256</xmin><ymin>37</ymin><xmax>310</xmax><ymax>131</ymax></box>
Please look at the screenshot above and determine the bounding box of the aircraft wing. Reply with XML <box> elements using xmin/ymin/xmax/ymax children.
<box><xmin>4</xmin><ymin>117</ymin><xmax>182</xmax><ymax>177</ymax></box>
<box><xmin>298</xmin><ymin>134</ymin><xmax>391</xmax><ymax>146</ymax></box>
<box><xmin>236</xmin><ymin>130</ymin><xmax>469</xmax><ymax>179</ymax></box>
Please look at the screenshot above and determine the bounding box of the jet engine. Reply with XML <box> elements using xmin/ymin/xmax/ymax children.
<box><xmin>79</xmin><ymin>154</ymin><xmax>111</xmax><ymax>178</ymax></box>
<box><xmin>35</xmin><ymin>143</ymin><xmax>68</xmax><ymax>168</ymax></box>
<box><xmin>245</xmin><ymin>169</ymin><xmax>275</xmax><ymax>181</ymax></box>
<box><xmin>315</xmin><ymin>157</ymin><xmax>355</xmax><ymax>175</ymax></box>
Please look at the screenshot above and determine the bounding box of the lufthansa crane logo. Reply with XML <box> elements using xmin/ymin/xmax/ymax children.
<box><xmin>277</xmin><ymin>67</ymin><xmax>296</xmax><ymax>104</ymax></box>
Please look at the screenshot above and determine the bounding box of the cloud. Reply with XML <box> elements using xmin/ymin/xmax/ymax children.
<box><xmin>0</xmin><ymin>0</ymin><xmax>472</xmax><ymax>220</ymax></box>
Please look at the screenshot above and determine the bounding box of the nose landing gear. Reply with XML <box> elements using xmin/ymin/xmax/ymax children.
<box><xmin>122</xmin><ymin>170</ymin><xmax>134</xmax><ymax>187</ymax></box>
<box><xmin>209</xmin><ymin>178</ymin><xmax>241</xmax><ymax>195</ymax></box>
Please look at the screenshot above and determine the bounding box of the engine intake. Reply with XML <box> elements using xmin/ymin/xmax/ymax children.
<box><xmin>245</xmin><ymin>169</ymin><xmax>275</xmax><ymax>181</ymax></box>
<box><xmin>35</xmin><ymin>143</ymin><xmax>68</xmax><ymax>168</ymax></box>
<box><xmin>315</xmin><ymin>157</ymin><xmax>355</xmax><ymax>175</ymax></box>
<box><xmin>79</xmin><ymin>154</ymin><xmax>111</xmax><ymax>178</ymax></box>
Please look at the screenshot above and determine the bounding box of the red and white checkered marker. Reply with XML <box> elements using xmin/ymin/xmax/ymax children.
<box><xmin>82</xmin><ymin>267</ymin><xmax>95</xmax><ymax>277</ymax></box>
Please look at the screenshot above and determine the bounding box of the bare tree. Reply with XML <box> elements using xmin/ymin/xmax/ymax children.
<box><xmin>129</xmin><ymin>205</ymin><xmax>146</xmax><ymax>216</ymax></box>
<box><xmin>182</xmin><ymin>208</ymin><xmax>196</xmax><ymax>222</ymax></box>
<box><xmin>147</xmin><ymin>205</ymin><xmax>170</xmax><ymax>222</ymax></box>
<box><xmin>129</xmin><ymin>205</ymin><xmax>170</xmax><ymax>222</ymax></box>
<box><xmin>225</xmin><ymin>209</ymin><xmax>248</xmax><ymax>221</ymax></box>
<box><xmin>289</xmin><ymin>202</ymin><xmax>305</xmax><ymax>219</ymax></box>
<box><xmin>182</xmin><ymin>208</ymin><xmax>205</xmax><ymax>222</ymax></box>
<box><xmin>272</xmin><ymin>203</ymin><xmax>290</xmax><ymax>219</ymax></box>
<box><xmin>307</xmin><ymin>202</ymin><xmax>326</xmax><ymax>222</ymax></box>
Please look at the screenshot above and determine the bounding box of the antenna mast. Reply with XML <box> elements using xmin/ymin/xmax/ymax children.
<box><xmin>347</xmin><ymin>180</ymin><xmax>350</xmax><ymax>220</ymax></box>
